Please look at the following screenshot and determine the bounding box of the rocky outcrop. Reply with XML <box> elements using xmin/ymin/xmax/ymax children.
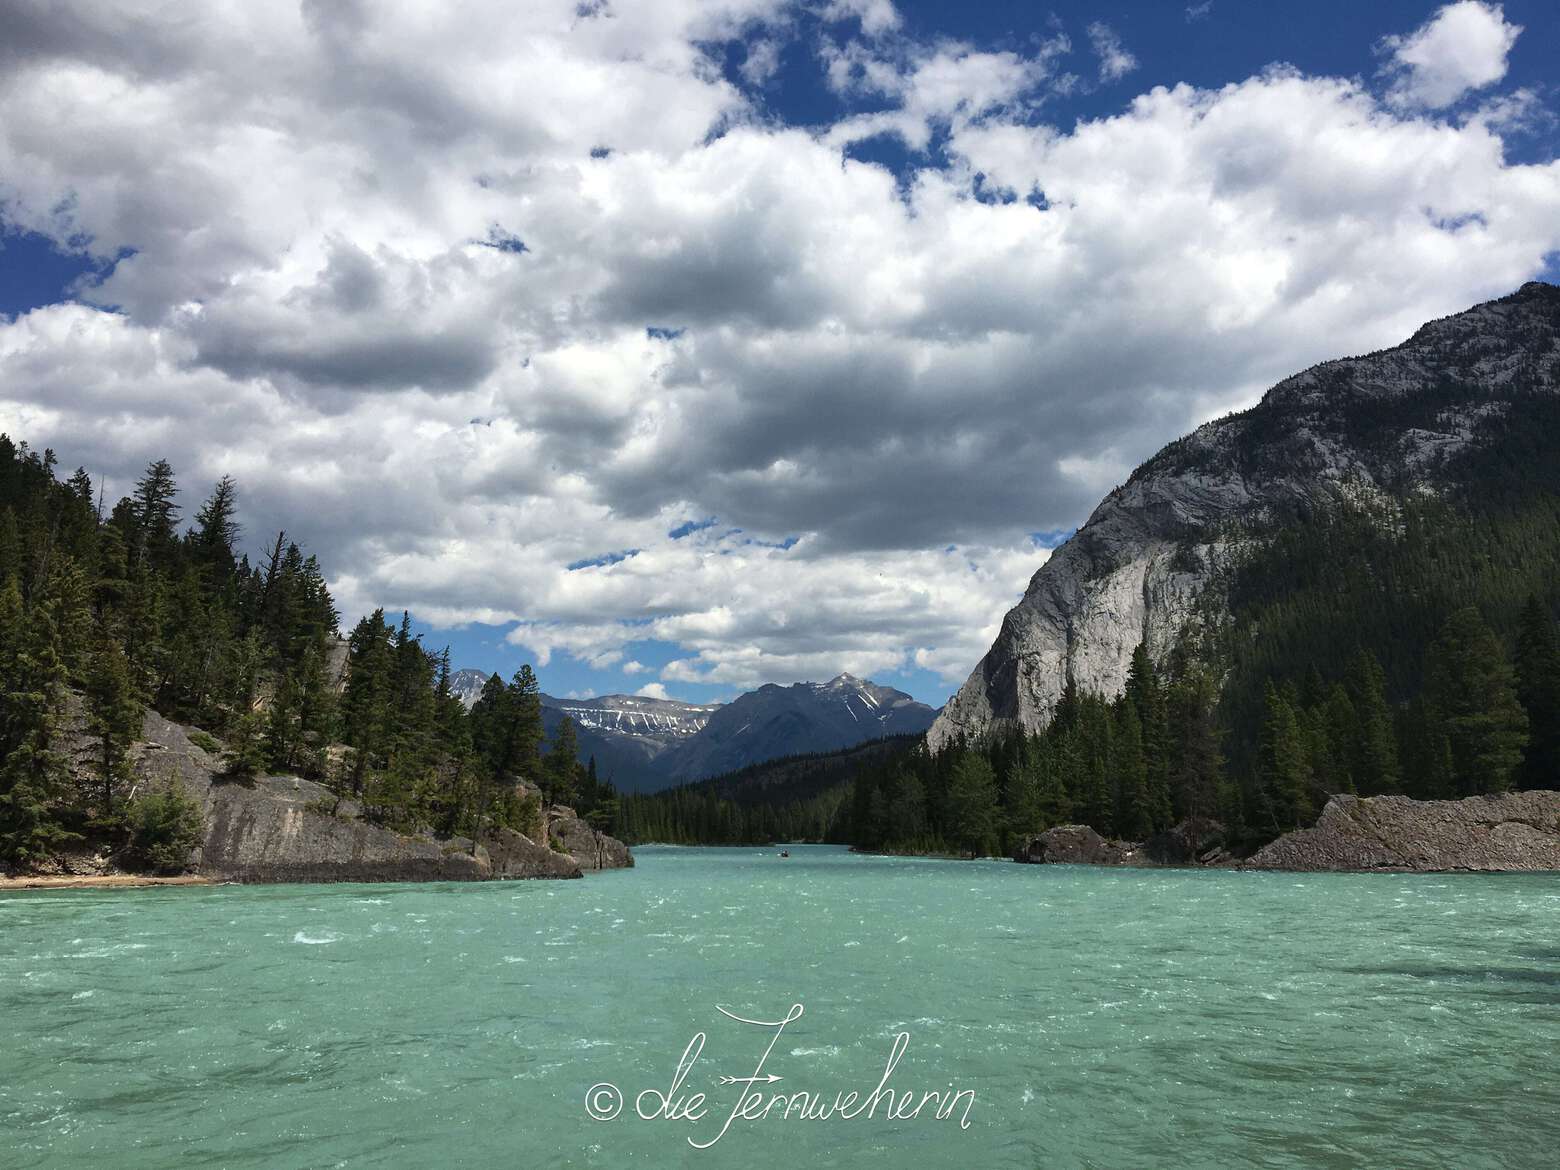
<box><xmin>479</xmin><ymin>828</ymin><xmax>583</xmax><ymax>879</ymax></box>
<box><xmin>1245</xmin><ymin>791</ymin><xmax>1560</xmax><ymax>873</ymax></box>
<box><xmin>77</xmin><ymin>705</ymin><xmax>631</xmax><ymax>883</ymax></box>
<box><xmin>930</xmin><ymin>282</ymin><xmax>1560</xmax><ymax>748</ymax></box>
<box><xmin>1014</xmin><ymin>824</ymin><xmax>1127</xmax><ymax>865</ymax></box>
<box><xmin>548</xmin><ymin>809</ymin><xmax>634</xmax><ymax>870</ymax></box>
<box><xmin>200</xmin><ymin>777</ymin><xmax>491</xmax><ymax>883</ymax></box>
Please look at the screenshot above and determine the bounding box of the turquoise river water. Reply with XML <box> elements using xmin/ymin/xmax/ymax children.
<box><xmin>3</xmin><ymin>845</ymin><xmax>1560</xmax><ymax>1168</ymax></box>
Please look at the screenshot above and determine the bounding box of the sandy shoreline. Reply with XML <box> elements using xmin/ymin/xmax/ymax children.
<box><xmin>0</xmin><ymin>873</ymin><xmax>214</xmax><ymax>891</ymax></box>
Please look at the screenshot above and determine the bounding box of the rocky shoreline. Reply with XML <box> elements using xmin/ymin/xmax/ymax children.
<box><xmin>3</xmin><ymin>705</ymin><xmax>633</xmax><ymax>888</ymax></box>
<box><xmin>1243</xmin><ymin>790</ymin><xmax>1560</xmax><ymax>873</ymax></box>
<box><xmin>1011</xmin><ymin>791</ymin><xmax>1560</xmax><ymax>874</ymax></box>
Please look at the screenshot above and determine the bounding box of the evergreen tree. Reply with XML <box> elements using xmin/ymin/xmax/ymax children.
<box><xmin>192</xmin><ymin>475</ymin><xmax>241</xmax><ymax>575</ymax></box>
<box><xmin>0</xmin><ymin>592</ymin><xmax>79</xmax><ymax>866</ymax></box>
<box><xmin>946</xmin><ymin>754</ymin><xmax>999</xmax><ymax>858</ymax></box>
<box><xmin>1345</xmin><ymin>650</ymin><xmax>1400</xmax><ymax>794</ymax></box>
<box><xmin>1257</xmin><ymin>682</ymin><xmax>1312</xmax><ymax>831</ymax></box>
<box><xmin>1514</xmin><ymin>596</ymin><xmax>1560</xmax><ymax>788</ymax></box>
<box><xmin>84</xmin><ymin>634</ymin><xmax>143</xmax><ymax>817</ymax></box>
<box><xmin>129</xmin><ymin>459</ymin><xmax>179</xmax><ymax>570</ymax></box>
<box><xmin>1112</xmin><ymin>701</ymin><xmax>1154</xmax><ymax>840</ymax></box>
<box><xmin>1168</xmin><ymin>668</ymin><xmax>1223</xmax><ymax>826</ymax></box>
<box><xmin>1003</xmin><ymin>743</ymin><xmax>1045</xmax><ymax>841</ymax></box>
<box><xmin>545</xmin><ymin>716</ymin><xmax>581</xmax><ymax>807</ymax></box>
<box><xmin>1033</xmin><ymin>737</ymin><xmax>1072</xmax><ymax>827</ymax></box>
<box><xmin>1423</xmin><ymin>607</ymin><xmax>1529</xmax><ymax>795</ymax></box>
<box><xmin>1125</xmin><ymin>643</ymin><xmax>1173</xmax><ymax>830</ymax></box>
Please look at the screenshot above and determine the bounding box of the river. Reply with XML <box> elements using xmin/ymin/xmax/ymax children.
<box><xmin>3</xmin><ymin>845</ymin><xmax>1558</xmax><ymax>1167</ymax></box>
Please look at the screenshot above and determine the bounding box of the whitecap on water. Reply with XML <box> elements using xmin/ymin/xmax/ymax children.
<box><xmin>71</xmin><ymin>990</ymin><xmax>94</xmax><ymax>1000</ymax></box>
<box><xmin>293</xmin><ymin>930</ymin><xmax>342</xmax><ymax>945</ymax></box>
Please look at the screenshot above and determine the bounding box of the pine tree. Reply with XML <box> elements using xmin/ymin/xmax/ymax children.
<box><xmin>1125</xmin><ymin>643</ymin><xmax>1173</xmax><ymax>831</ymax></box>
<box><xmin>129</xmin><ymin>459</ymin><xmax>179</xmax><ymax>570</ymax></box>
<box><xmin>887</xmin><ymin>768</ymin><xmax>928</xmax><ymax>846</ymax></box>
<box><xmin>1346</xmin><ymin>650</ymin><xmax>1400</xmax><ymax>794</ymax></box>
<box><xmin>1003</xmin><ymin>742</ymin><xmax>1045</xmax><ymax>841</ymax></box>
<box><xmin>1034</xmin><ymin>737</ymin><xmax>1072</xmax><ymax>827</ymax></box>
<box><xmin>1423</xmin><ymin>607</ymin><xmax>1529</xmax><ymax>795</ymax></box>
<box><xmin>545</xmin><ymin>716</ymin><xmax>581</xmax><ymax>807</ymax></box>
<box><xmin>946</xmin><ymin>754</ymin><xmax>999</xmax><ymax>858</ymax></box>
<box><xmin>0</xmin><ymin>592</ymin><xmax>78</xmax><ymax>866</ymax></box>
<box><xmin>1112</xmin><ymin>701</ymin><xmax>1153</xmax><ymax>840</ymax></box>
<box><xmin>84</xmin><ymin>634</ymin><xmax>142</xmax><ymax>817</ymax></box>
<box><xmin>1258</xmin><ymin>681</ymin><xmax>1312</xmax><ymax>831</ymax></box>
<box><xmin>192</xmin><ymin>475</ymin><xmax>241</xmax><ymax>575</ymax></box>
<box><xmin>1514</xmin><ymin>596</ymin><xmax>1560</xmax><ymax>788</ymax></box>
<box><xmin>1168</xmin><ymin>668</ymin><xmax>1223</xmax><ymax>827</ymax></box>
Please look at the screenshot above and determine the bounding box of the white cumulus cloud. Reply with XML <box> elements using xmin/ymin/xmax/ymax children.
<box><xmin>0</xmin><ymin>1</ymin><xmax>1556</xmax><ymax>699</ymax></box>
<box><xmin>1380</xmin><ymin>1</ymin><xmax>1522</xmax><ymax>110</ymax></box>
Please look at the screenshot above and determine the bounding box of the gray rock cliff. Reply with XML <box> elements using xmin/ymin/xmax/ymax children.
<box><xmin>119</xmin><ymin>707</ymin><xmax>627</xmax><ymax>883</ymax></box>
<box><xmin>930</xmin><ymin>282</ymin><xmax>1560</xmax><ymax>747</ymax></box>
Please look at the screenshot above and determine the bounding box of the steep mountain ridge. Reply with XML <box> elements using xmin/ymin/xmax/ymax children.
<box><xmin>452</xmin><ymin>669</ymin><xmax>938</xmax><ymax>791</ymax></box>
<box><xmin>929</xmin><ymin>281</ymin><xmax>1560</xmax><ymax>749</ymax></box>
<box><xmin>540</xmin><ymin>692</ymin><xmax>719</xmax><ymax>792</ymax></box>
<box><xmin>655</xmin><ymin>674</ymin><xmax>937</xmax><ymax>782</ymax></box>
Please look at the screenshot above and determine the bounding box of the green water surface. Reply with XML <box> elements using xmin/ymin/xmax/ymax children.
<box><xmin>3</xmin><ymin>845</ymin><xmax>1559</xmax><ymax>1168</ymax></box>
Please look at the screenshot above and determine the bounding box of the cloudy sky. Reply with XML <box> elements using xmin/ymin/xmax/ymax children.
<box><xmin>1</xmin><ymin>0</ymin><xmax>1557</xmax><ymax>705</ymax></box>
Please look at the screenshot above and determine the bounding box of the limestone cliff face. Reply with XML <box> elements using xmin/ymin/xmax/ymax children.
<box><xmin>929</xmin><ymin>282</ymin><xmax>1560</xmax><ymax>748</ymax></box>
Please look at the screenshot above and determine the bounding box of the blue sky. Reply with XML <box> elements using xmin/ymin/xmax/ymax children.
<box><xmin>2</xmin><ymin>0</ymin><xmax>1557</xmax><ymax>706</ymax></box>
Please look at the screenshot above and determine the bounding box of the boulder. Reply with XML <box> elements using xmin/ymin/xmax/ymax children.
<box><xmin>1245</xmin><ymin>791</ymin><xmax>1560</xmax><ymax>872</ymax></box>
<box><xmin>1014</xmin><ymin>824</ymin><xmax>1127</xmax><ymax>866</ymax></box>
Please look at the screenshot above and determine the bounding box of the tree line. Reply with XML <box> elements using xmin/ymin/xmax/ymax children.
<box><xmin>847</xmin><ymin>598</ymin><xmax>1557</xmax><ymax>858</ymax></box>
<box><xmin>626</xmin><ymin>589</ymin><xmax>1558</xmax><ymax>860</ymax></box>
<box><xmin>0</xmin><ymin>435</ymin><xmax>617</xmax><ymax>872</ymax></box>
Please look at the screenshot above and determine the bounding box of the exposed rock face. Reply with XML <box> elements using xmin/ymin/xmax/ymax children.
<box><xmin>930</xmin><ymin>282</ymin><xmax>1560</xmax><ymax>748</ymax></box>
<box><xmin>480</xmin><ymin>828</ymin><xmax>582</xmax><ymax>879</ymax></box>
<box><xmin>1245</xmin><ymin>791</ymin><xmax>1560</xmax><ymax>873</ymax></box>
<box><xmin>200</xmin><ymin>777</ymin><xmax>491</xmax><ymax>883</ymax></box>
<box><xmin>97</xmin><ymin>706</ymin><xmax>628</xmax><ymax>883</ymax></box>
<box><xmin>1014</xmin><ymin>824</ymin><xmax>1127</xmax><ymax>865</ymax></box>
<box><xmin>548</xmin><ymin>810</ymin><xmax>634</xmax><ymax>871</ymax></box>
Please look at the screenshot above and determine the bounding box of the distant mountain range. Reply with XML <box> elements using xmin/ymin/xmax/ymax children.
<box><xmin>448</xmin><ymin>669</ymin><xmax>939</xmax><ymax>792</ymax></box>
